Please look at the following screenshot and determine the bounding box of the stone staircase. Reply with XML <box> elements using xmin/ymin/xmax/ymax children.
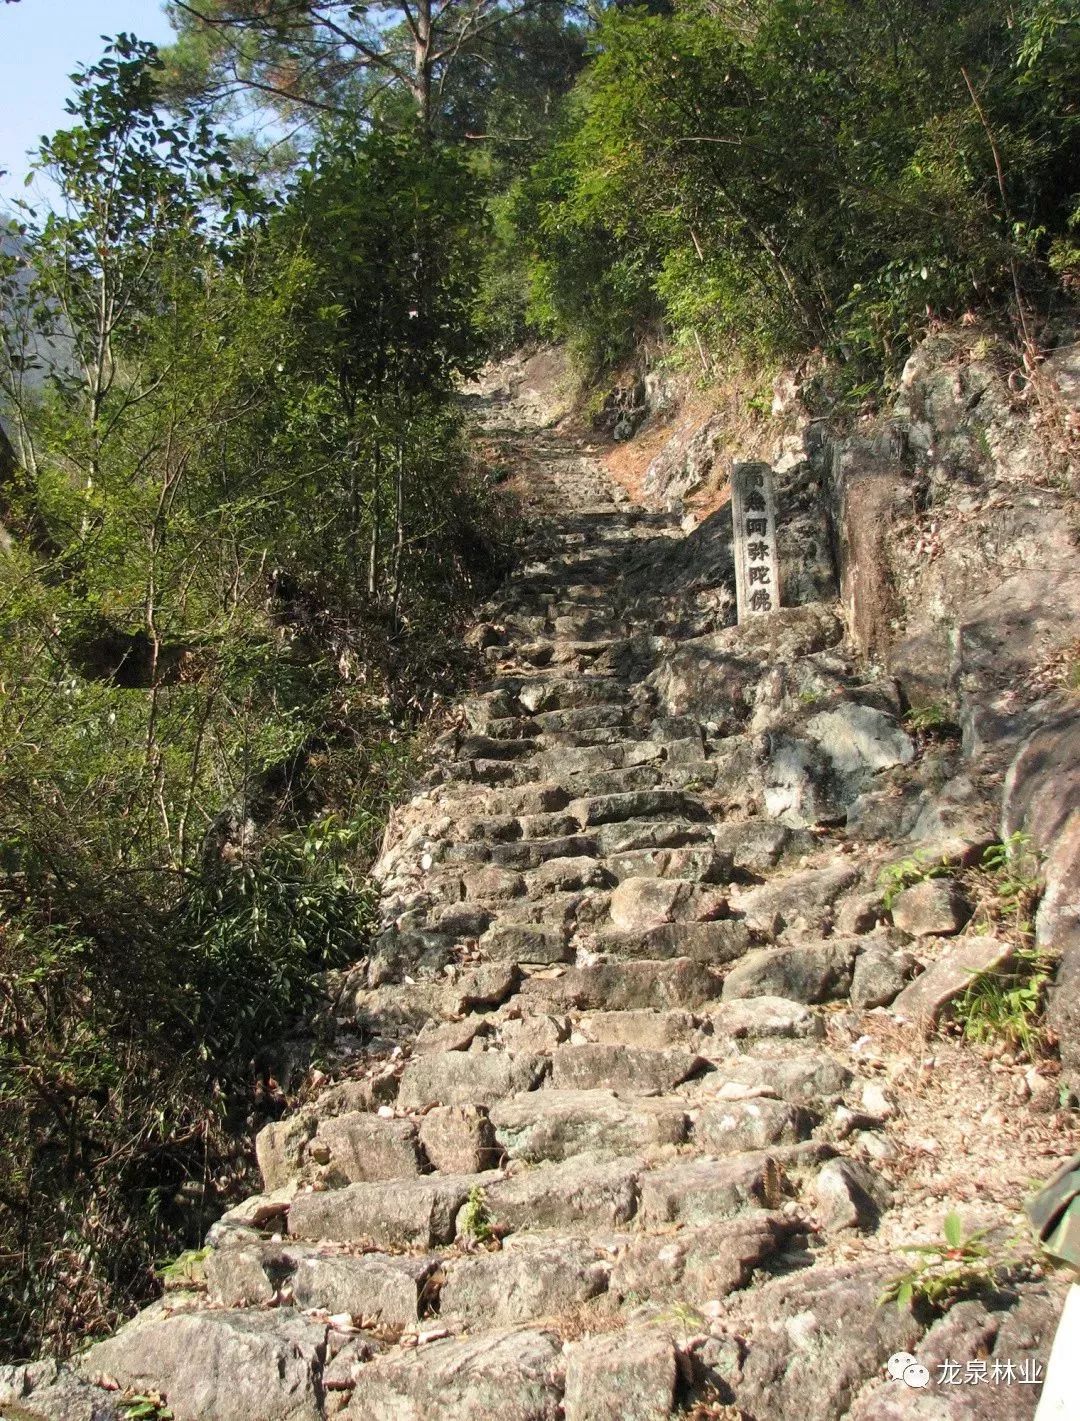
<box><xmin>9</xmin><ymin>396</ymin><xmax>1067</xmax><ymax>1421</ymax></box>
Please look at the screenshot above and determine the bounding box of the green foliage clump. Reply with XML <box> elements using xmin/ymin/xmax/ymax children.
<box><xmin>951</xmin><ymin>833</ymin><xmax>1050</xmax><ymax>1058</ymax></box>
<box><xmin>511</xmin><ymin>0</ymin><xmax>1080</xmax><ymax>379</ymax></box>
<box><xmin>955</xmin><ymin>947</ymin><xmax>1053</xmax><ymax>1059</ymax></box>
<box><xmin>459</xmin><ymin>1186</ymin><xmax>495</xmax><ymax>1243</ymax></box>
<box><xmin>0</xmin><ymin>38</ymin><xmax>504</xmax><ymax>1362</ymax></box>
<box><xmin>904</xmin><ymin>703</ymin><xmax>959</xmax><ymax>736</ymax></box>
<box><xmin>880</xmin><ymin>1212</ymin><xmax>1002</xmax><ymax>1313</ymax></box>
<box><xmin>878</xmin><ymin>853</ymin><xmax>953</xmax><ymax>912</ymax></box>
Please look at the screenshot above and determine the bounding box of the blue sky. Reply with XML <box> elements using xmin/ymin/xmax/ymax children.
<box><xmin>0</xmin><ymin>0</ymin><xmax>175</xmax><ymax>210</ymax></box>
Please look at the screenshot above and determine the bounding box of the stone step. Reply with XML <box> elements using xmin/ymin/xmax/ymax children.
<box><xmin>517</xmin><ymin>957</ymin><xmax>724</xmax><ymax>1012</ymax></box>
<box><xmin>53</xmin><ymin>405</ymin><xmax>1003</xmax><ymax>1421</ymax></box>
<box><xmin>397</xmin><ymin>1050</ymin><xmax>548</xmax><ymax>1111</ymax></box>
<box><xmin>530</xmin><ymin>741</ymin><xmax>666</xmax><ymax>779</ymax></box>
<box><xmin>490</xmin><ymin>1089</ymin><xmax>689</xmax><ymax>1163</ymax></box>
<box><xmin>287</xmin><ymin>1171</ymin><xmax>500</xmax><ymax>1248</ymax></box>
<box><xmin>206</xmin><ymin>1241</ymin><xmax>442</xmax><ymax>1326</ymax></box>
<box><xmin>590</xmin><ymin>919</ymin><xmax>753</xmax><ymax>965</ymax></box>
<box><xmin>439</xmin><ymin>832</ymin><xmax>599</xmax><ymax>869</ymax></box>
<box><xmin>438</xmin><ymin>1236</ymin><xmax>611</xmax><ymax>1329</ymax></box>
<box><xmin>567</xmin><ymin>789</ymin><xmax>710</xmax><ymax>828</ymax></box>
<box><xmin>547</xmin><ymin>1042</ymin><xmax>708</xmax><ymax>1094</ymax></box>
<box><xmin>480</xmin><ymin>923</ymin><xmax>572</xmax><ymax>965</ymax></box>
<box><xmin>604</xmin><ymin>843</ymin><xmax>730</xmax><ymax>884</ymax></box>
<box><xmin>493</xmin><ymin>888</ymin><xmax>612</xmax><ymax>931</ymax></box>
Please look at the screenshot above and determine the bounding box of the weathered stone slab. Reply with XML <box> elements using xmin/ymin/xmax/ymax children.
<box><xmin>83</xmin><ymin>1308</ymin><xmax>326</xmax><ymax>1421</ymax></box>
<box><xmin>476</xmin><ymin>1156</ymin><xmax>641</xmax><ymax>1232</ymax></box>
<box><xmin>891</xmin><ymin>878</ymin><xmax>970</xmax><ymax>936</ymax></box>
<box><xmin>569</xmin><ymin>790</ymin><xmax>708</xmax><ymax>828</ymax></box>
<box><xmin>593</xmin><ymin>819</ymin><xmax>712</xmax><ymax>856</ymax></box>
<box><xmin>609</xmin><ymin>877</ymin><xmax>727</xmax><ymax>932</ymax></box>
<box><xmin>891</xmin><ymin>938</ymin><xmax>1015</xmax><ymax>1027</ymax></box>
<box><xmin>314</xmin><ymin>1113</ymin><xmax>424</xmax><ymax>1185</ymax></box>
<box><xmin>529</xmin><ymin>855</ymin><xmax>613</xmax><ymax>892</ymax></box>
<box><xmin>606</xmin><ymin>845</ymin><xmax>728</xmax><ymax>884</ymax></box>
<box><xmin>638</xmin><ymin>1154</ymin><xmax>782</xmax><ymax>1226</ymax></box>
<box><xmin>564</xmin><ymin>1328</ymin><xmax>678</xmax><ymax>1421</ymax></box>
<box><xmin>695</xmin><ymin>1098</ymin><xmax>813</xmax><ymax>1153</ymax></box>
<box><xmin>292</xmin><ymin>1252</ymin><xmax>438</xmax><ymax>1328</ymax></box>
<box><xmin>693</xmin><ymin>1053</ymin><xmax>852</xmax><ymax>1104</ymax></box>
<box><xmin>397</xmin><ymin>1051</ymin><xmax>547</xmax><ymax>1110</ymax></box>
<box><xmin>576</xmin><ymin>1009</ymin><xmax>702</xmax><ymax>1049</ymax></box>
<box><xmin>849</xmin><ymin>943</ymin><xmax>919</xmax><ymax>1010</ymax></box>
<box><xmin>491</xmin><ymin>1090</ymin><xmax>687</xmax><ymax>1163</ymax></box>
<box><xmin>730</xmin><ymin>862</ymin><xmax>859</xmax><ymax>937</ymax></box>
<box><xmin>732</xmin><ymin>1263</ymin><xmax>922</xmax><ymax>1420</ymax></box>
<box><xmin>345</xmin><ymin>1328</ymin><xmax>564</xmax><ymax>1421</ymax></box>
<box><xmin>701</xmin><ymin>996</ymin><xmax>824</xmax><ymax>1042</ymax></box>
<box><xmin>521</xmin><ymin>962</ymin><xmax>718</xmax><ymax>1017</ymax></box>
<box><xmin>481</xmin><ymin>924</ymin><xmax>572</xmax><ymax>964</ymax></box>
<box><xmin>596</xmin><ymin>920</ymin><xmax>751</xmax><ymax>965</ymax></box>
<box><xmin>461</xmin><ymin>866</ymin><xmax>526</xmax><ymax>902</ymax></box>
<box><xmin>256</xmin><ymin>1114</ymin><xmax>316</xmax><ymax>1192</ymax></box>
<box><xmin>418</xmin><ymin>1105</ymin><xmax>500</xmax><ymax>1174</ymax></box>
<box><xmin>721</xmin><ymin>939</ymin><xmax>858</xmax><ymax>1004</ymax></box>
<box><xmin>288</xmin><ymin>1174</ymin><xmax>495</xmax><ymax>1248</ymax></box>
<box><xmin>549</xmin><ymin>1043</ymin><xmax>706</xmax><ymax>1094</ymax></box>
<box><xmin>440</xmin><ymin>1240</ymin><xmax>609</xmax><ymax>1327</ymax></box>
<box><xmin>205</xmin><ymin>1243</ymin><xmax>297</xmax><ymax>1308</ymax></box>
<box><xmin>609</xmin><ymin>1213</ymin><xmax>788</xmax><ymax>1306</ymax></box>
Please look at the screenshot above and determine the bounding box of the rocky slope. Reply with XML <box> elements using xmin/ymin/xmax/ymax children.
<box><xmin>2</xmin><ymin>348</ymin><xmax>1076</xmax><ymax>1421</ymax></box>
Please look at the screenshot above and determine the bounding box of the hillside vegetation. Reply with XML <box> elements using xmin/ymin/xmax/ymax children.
<box><xmin>0</xmin><ymin>0</ymin><xmax>1077</xmax><ymax>1364</ymax></box>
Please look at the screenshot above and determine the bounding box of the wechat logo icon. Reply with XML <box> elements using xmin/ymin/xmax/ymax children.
<box><xmin>888</xmin><ymin>1353</ymin><xmax>931</xmax><ymax>1389</ymax></box>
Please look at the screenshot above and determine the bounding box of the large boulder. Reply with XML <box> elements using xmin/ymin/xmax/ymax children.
<box><xmin>762</xmin><ymin>701</ymin><xmax>913</xmax><ymax>828</ymax></box>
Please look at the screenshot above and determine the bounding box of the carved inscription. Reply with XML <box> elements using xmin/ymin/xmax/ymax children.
<box><xmin>732</xmin><ymin>461</ymin><xmax>780</xmax><ymax>622</ymax></box>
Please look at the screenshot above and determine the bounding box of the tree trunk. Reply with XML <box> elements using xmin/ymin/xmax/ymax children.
<box><xmin>391</xmin><ymin>440</ymin><xmax>406</xmax><ymax>624</ymax></box>
<box><xmin>413</xmin><ymin>0</ymin><xmax>434</xmax><ymax>132</ymax></box>
<box><xmin>368</xmin><ymin>438</ymin><xmax>382</xmax><ymax>600</ymax></box>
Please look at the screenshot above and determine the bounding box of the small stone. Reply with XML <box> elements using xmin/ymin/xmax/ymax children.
<box><xmin>814</xmin><ymin>1158</ymin><xmax>890</xmax><ymax>1231</ymax></box>
<box><xmin>891</xmin><ymin>878</ymin><xmax>970</xmax><ymax>936</ymax></box>
<box><xmin>850</xmin><ymin>943</ymin><xmax>920</xmax><ymax>1010</ymax></box>
<box><xmin>860</xmin><ymin>1083</ymin><xmax>893</xmax><ymax>1119</ymax></box>
<box><xmin>418</xmin><ymin>1105</ymin><xmax>500</xmax><ymax>1174</ymax></box>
